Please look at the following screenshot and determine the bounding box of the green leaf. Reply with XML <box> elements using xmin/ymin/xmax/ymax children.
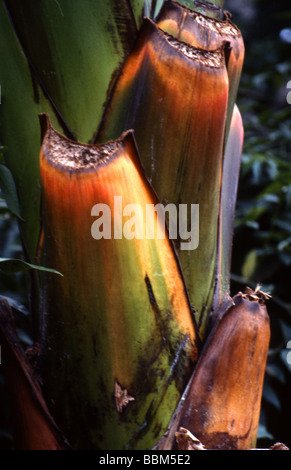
<box><xmin>0</xmin><ymin>163</ymin><xmax>23</xmax><ymax>220</ymax></box>
<box><xmin>178</xmin><ymin>0</ymin><xmax>224</xmax><ymax>18</ymax></box>
<box><xmin>143</xmin><ymin>0</ymin><xmax>165</xmax><ymax>19</ymax></box>
<box><xmin>262</xmin><ymin>383</ymin><xmax>281</xmax><ymax>410</ymax></box>
<box><xmin>0</xmin><ymin>146</ymin><xmax>5</xmax><ymax>162</ymax></box>
<box><xmin>4</xmin><ymin>0</ymin><xmax>140</xmax><ymax>143</ymax></box>
<box><xmin>0</xmin><ymin>1</ymin><xmax>62</xmax><ymax>260</ymax></box>
<box><xmin>242</xmin><ymin>249</ymin><xmax>258</xmax><ymax>280</ymax></box>
<box><xmin>0</xmin><ymin>258</ymin><xmax>63</xmax><ymax>276</ymax></box>
<box><xmin>257</xmin><ymin>423</ymin><xmax>274</xmax><ymax>441</ymax></box>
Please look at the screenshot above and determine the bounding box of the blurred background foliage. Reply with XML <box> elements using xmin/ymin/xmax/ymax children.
<box><xmin>0</xmin><ymin>153</ymin><xmax>32</xmax><ymax>448</ymax></box>
<box><xmin>225</xmin><ymin>0</ymin><xmax>291</xmax><ymax>448</ymax></box>
<box><xmin>0</xmin><ymin>0</ymin><xmax>290</xmax><ymax>450</ymax></box>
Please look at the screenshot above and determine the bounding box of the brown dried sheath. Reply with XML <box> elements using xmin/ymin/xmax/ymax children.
<box><xmin>155</xmin><ymin>291</ymin><xmax>270</xmax><ymax>450</ymax></box>
<box><xmin>157</xmin><ymin>0</ymin><xmax>245</xmax><ymax>139</ymax></box>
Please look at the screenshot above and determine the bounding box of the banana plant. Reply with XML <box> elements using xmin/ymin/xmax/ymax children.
<box><xmin>0</xmin><ymin>0</ymin><xmax>271</xmax><ymax>450</ymax></box>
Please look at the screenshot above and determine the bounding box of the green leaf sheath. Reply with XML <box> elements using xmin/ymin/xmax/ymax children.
<box><xmin>0</xmin><ymin>2</ymin><xmax>60</xmax><ymax>260</ymax></box>
<box><xmin>4</xmin><ymin>0</ymin><xmax>140</xmax><ymax>142</ymax></box>
<box><xmin>38</xmin><ymin>119</ymin><xmax>198</xmax><ymax>450</ymax></box>
<box><xmin>97</xmin><ymin>19</ymin><xmax>229</xmax><ymax>335</ymax></box>
<box><xmin>213</xmin><ymin>105</ymin><xmax>244</xmax><ymax>313</ymax></box>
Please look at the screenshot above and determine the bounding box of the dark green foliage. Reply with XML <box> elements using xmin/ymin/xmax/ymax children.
<box><xmin>0</xmin><ymin>200</ymin><xmax>31</xmax><ymax>450</ymax></box>
<box><xmin>225</xmin><ymin>0</ymin><xmax>291</xmax><ymax>448</ymax></box>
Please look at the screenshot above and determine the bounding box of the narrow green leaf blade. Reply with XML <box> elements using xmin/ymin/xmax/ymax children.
<box><xmin>0</xmin><ymin>258</ymin><xmax>62</xmax><ymax>276</ymax></box>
